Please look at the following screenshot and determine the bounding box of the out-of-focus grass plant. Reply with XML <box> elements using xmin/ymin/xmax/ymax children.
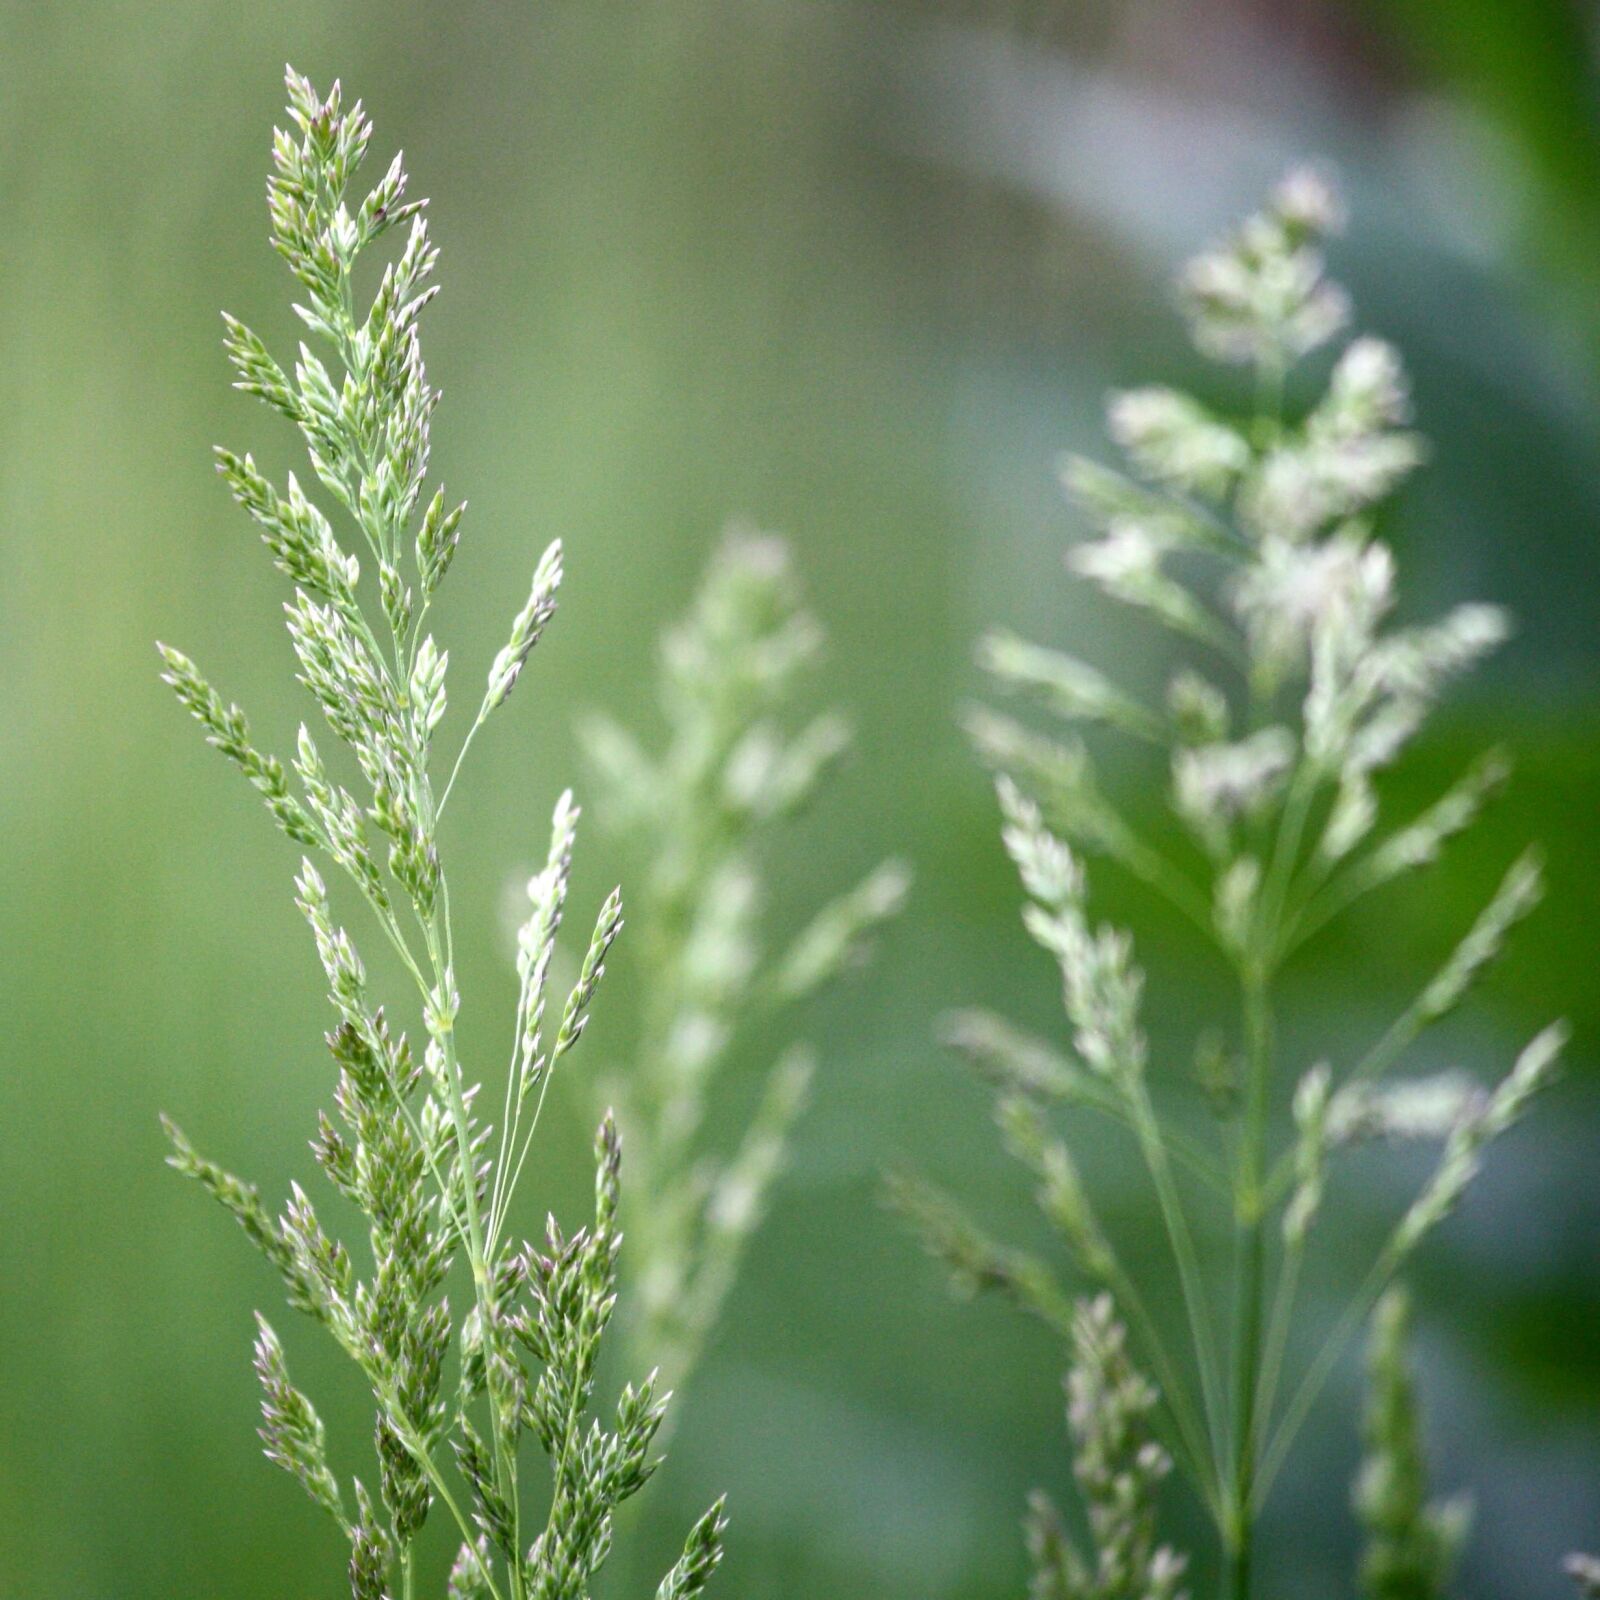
<box><xmin>894</xmin><ymin>169</ymin><xmax>1565</xmax><ymax>1599</ymax></box>
<box><xmin>158</xmin><ymin>68</ymin><xmax>726</xmax><ymax>1600</ymax></box>
<box><xmin>583</xmin><ymin>528</ymin><xmax>908</xmax><ymax>1408</ymax></box>
<box><xmin>1354</xmin><ymin>1288</ymin><xmax>1470</xmax><ymax>1600</ymax></box>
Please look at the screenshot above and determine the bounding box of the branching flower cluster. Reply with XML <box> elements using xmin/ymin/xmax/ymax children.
<box><xmin>160</xmin><ymin>69</ymin><xmax>724</xmax><ymax>1600</ymax></box>
<box><xmin>583</xmin><ymin>529</ymin><xmax>908</xmax><ymax>1399</ymax></box>
<box><xmin>898</xmin><ymin>169</ymin><xmax>1564</xmax><ymax>1598</ymax></box>
<box><xmin>1025</xmin><ymin>1296</ymin><xmax>1190</xmax><ymax>1600</ymax></box>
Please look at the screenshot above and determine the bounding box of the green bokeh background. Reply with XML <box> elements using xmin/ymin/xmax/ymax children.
<box><xmin>1</xmin><ymin>2</ymin><xmax>1596</xmax><ymax>1597</ymax></box>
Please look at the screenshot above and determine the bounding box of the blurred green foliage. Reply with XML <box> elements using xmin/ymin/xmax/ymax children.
<box><xmin>0</xmin><ymin>3</ymin><xmax>1594</xmax><ymax>1599</ymax></box>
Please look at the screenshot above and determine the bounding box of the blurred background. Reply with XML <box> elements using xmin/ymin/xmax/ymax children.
<box><xmin>1</xmin><ymin>1</ymin><xmax>1597</xmax><ymax>1596</ymax></box>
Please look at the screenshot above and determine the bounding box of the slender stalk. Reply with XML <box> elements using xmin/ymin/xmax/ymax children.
<box><xmin>1222</xmin><ymin>966</ymin><xmax>1272</xmax><ymax>1600</ymax></box>
<box><xmin>1347</xmin><ymin>995</ymin><xmax>1434</xmax><ymax>1089</ymax></box>
<box><xmin>422</xmin><ymin>892</ymin><xmax>526</xmax><ymax>1600</ymax></box>
<box><xmin>375</xmin><ymin>1370</ymin><xmax>507</xmax><ymax>1600</ymax></box>
<box><xmin>437</xmin><ymin>713</ymin><xmax>485</xmax><ymax>818</ymax></box>
<box><xmin>491</xmin><ymin>1038</ymin><xmax>560</xmax><ymax>1247</ymax></box>
<box><xmin>1129</xmin><ymin>1081</ymin><xmax>1230</xmax><ymax>1494</ymax></box>
<box><xmin>1103</xmin><ymin>1246</ymin><xmax>1225</xmax><ymax>1523</ymax></box>
<box><xmin>1260</xmin><ymin>762</ymin><xmax>1318</xmax><ymax>950</ymax></box>
<box><xmin>1256</xmin><ymin>1248</ymin><xmax>1394</xmax><ymax>1507</ymax></box>
<box><xmin>1251</xmin><ymin>1236</ymin><xmax>1303</xmax><ymax>1473</ymax></box>
<box><xmin>1070</xmin><ymin>1081</ymin><xmax>1231</xmax><ymax>1199</ymax></box>
<box><xmin>1116</xmin><ymin>829</ymin><xmax>1221</xmax><ymax>939</ymax></box>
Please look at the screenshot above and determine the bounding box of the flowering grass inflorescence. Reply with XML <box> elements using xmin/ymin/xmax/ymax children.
<box><xmin>1025</xmin><ymin>1295</ymin><xmax>1191</xmax><ymax>1600</ymax></box>
<box><xmin>159</xmin><ymin>68</ymin><xmax>725</xmax><ymax>1600</ymax></box>
<box><xmin>1353</xmin><ymin>1288</ymin><xmax>1469</xmax><ymax>1600</ymax></box>
<box><xmin>897</xmin><ymin>168</ymin><xmax>1564</xmax><ymax>1599</ymax></box>
<box><xmin>583</xmin><ymin>528</ymin><xmax>908</xmax><ymax>1403</ymax></box>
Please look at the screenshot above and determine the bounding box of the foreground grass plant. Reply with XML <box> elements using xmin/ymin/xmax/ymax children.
<box><xmin>159</xmin><ymin>69</ymin><xmax>725</xmax><ymax>1600</ymax></box>
<box><xmin>896</xmin><ymin>169</ymin><xmax>1564</xmax><ymax>1598</ymax></box>
<box><xmin>583</xmin><ymin>530</ymin><xmax>908</xmax><ymax>1404</ymax></box>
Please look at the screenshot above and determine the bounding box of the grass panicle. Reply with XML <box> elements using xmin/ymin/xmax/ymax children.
<box><xmin>582</xmin><ymin>527</ymin><xmax>909</xmax><ymax>1405</ymax></box>
<box><xmin>160</xmin><ymin>67</ymin><xmax>725</xmax><ymax>1600</ymax></box>
<box><xmin>1024</xmin><ymin>1295</ymin><xmax>1191</xmax><ymax>1600</ymax></box>
<box><xmin>893</xmin><ymin>167</ymin><xmax>1562</xmax><ymax>1600</ymax></box>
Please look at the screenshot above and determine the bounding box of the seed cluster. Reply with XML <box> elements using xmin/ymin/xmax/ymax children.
<box><xmin>160</xmin><ymin>68</ymin><xmax>724</xmax><ymax>1600</ymax></box>
<box><xmin>582</xmin><ymin>528</ymin><xmax>909</xmax><ymax>1403</ymax></box>
<box><xmin>896</xmin><ymin>169</ymin><xmax>1565</xmax><ymax>1595</ymax></box>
